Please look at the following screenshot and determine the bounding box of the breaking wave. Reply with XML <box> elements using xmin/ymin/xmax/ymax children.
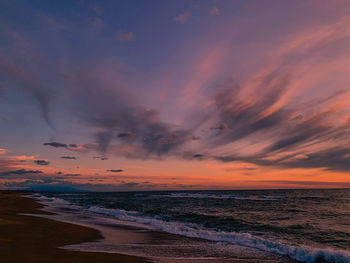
<box><xmin>89</xmin><ymin>206</ymin><xmax>350</xmax><ymax>263</ymax></box>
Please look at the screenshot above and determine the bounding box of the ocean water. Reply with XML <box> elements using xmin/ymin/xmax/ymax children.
<box><xmin>40</xmin><ymin>189</ymin><xmax>350</xmax><ymax>263</ymax></box>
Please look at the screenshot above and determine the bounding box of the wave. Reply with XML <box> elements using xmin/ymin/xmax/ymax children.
<box><xmin>89</xmin><ymin>206</ymin><xmax>350</xmax><ymax>263</ymax></box>
<box><xmin>154</xmin><ymin>193</ymin><xmax>286</xmax><ymax>201</ymax></box>
<box><xmin>31</xmin><ymin>194</ymin><xmax>83</xmax><ymax>212</ymax></box>
<box><xmin>32</xmin><ymin>194</ymin><xmax>70</xmax><ymax>205</ymax></box>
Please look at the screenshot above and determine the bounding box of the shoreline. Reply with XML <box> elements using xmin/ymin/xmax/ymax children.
<box><xmin>0</xmin><ymin>191</ymin><xmax>149</xmax><ymax>263</ymax></box>
<box><xmin>25</xmin><ymin>192</ymin><xmax>298</xmax><ymax>263</ymax></box>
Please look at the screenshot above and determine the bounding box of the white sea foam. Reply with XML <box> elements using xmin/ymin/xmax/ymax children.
<box><xmin>88</xmin><ymin>206</ymin><xmax>350</xmax><ymax>263</ymax></box>
<box><xmin>30</xmin><ymin>194</ymin><xmax>81</xmax><ymax>211</ymax></box>
<box><xmin>36</xmin><ymin>195</ymin><xmax>70</xmax><ymax>206</ymax></box>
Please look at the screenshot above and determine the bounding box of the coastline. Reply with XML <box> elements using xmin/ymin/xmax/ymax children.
<box><xmin>0</xmin><ymin>191</ymin><xmax>149</xmax><ymax>263</ymax></box>
<box><xmin>22</xmin><ymin>191</ymin><xmax>298</xmax><ymax>263</ymax></box>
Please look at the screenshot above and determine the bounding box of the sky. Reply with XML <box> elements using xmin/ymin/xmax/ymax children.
<box><xmin>1</xmin><ymin>0</ymin><xmax>350</xmax><ymax>191</ymax></box>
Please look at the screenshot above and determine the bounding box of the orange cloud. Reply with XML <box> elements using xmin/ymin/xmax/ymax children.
<box><xmin>10</xmin><ymin>155</ymin><xmax>36</xmax><ymax>161</ymax></box>
<box><xmin>0</xmin><ymin>148</ymin><xmax>7</xmax><ymax>155</ymax></box>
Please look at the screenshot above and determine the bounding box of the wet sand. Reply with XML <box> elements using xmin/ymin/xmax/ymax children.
<box><xmin>0</xmin><ymin>191</ymin><xmax>149</xmax><ymax>263</ymax></box>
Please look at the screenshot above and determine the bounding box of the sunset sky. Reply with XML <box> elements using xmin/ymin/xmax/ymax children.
<box><xmin>1</xmin><ymin>0</ymin><xmax>350</xmax><ymax>191</ymax></box>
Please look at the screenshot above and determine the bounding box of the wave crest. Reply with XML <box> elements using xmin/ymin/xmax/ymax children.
<box><xmin>89</xmin><ymin>206</ymin><xmax>350</xmax><ymax>263</ymax></box>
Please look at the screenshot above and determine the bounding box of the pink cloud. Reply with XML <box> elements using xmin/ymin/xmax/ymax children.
<box><xmin>181</xmin><ymin>47</ymin><xmax>225</xmax><ymax>105</ymax></box>
<box><xmin>0</xmin><ymin>148</ymin><xmax>7</xmax><ymax>155</ymax></box>
<box><xmin>67</xmin><ymin>143</ymin><xmax>99</xmax><ymax>153</ymax></box>
<box><xmin>117</xmin><ymin>30</ymin><xmax>136</xmax><ymax>42</ymax></box>
<box><xmin>174</xmin><ymin>12</ymin><xmax>191</xmax><ymax>24</ymax></box>
<box><xmin>90</xmin><ymin>17</ymin><xmax>103</xmax><ymax>27</ymax></box>
<box><xmin>210</xmin><ymin>6</ymin><xmax>220</xmax><ymax>16</ymax></box>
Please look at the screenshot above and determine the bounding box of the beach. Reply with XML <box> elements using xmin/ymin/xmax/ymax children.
<box><xmin>0</xmin><ymin>190</ymin><xmax>299</xmax><ymax>263</ymax></box>
<box><xmin>0</xmin><ymin>191</ymin><xmax>148</xmax><ymax>263</ymax></box>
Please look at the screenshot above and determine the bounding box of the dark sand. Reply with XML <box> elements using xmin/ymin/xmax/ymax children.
<box><xmin>0</xmin><ymin>191</ymin><xmax>149</xmax><ymax>263</ymax></box>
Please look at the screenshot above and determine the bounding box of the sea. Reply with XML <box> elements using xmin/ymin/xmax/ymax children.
<box><xmin>35</xmin><ymin>189</ymin><xmax>350</xmax><ymax>263</ymax></box>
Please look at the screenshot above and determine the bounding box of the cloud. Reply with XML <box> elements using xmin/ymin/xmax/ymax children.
<box><xmin>64</xmin><ymin>173</ymin><xmax>81</xmax><ymax>177</ymax></box>
<box><xmin>0</xmin><ymin>157</ymin><xmax>28</xmax><ymax>170</ymax></box>
<box><xmin>174</xmin><ymin>12</ymin><xmax>191</xmax><ymax>24</ymax></box>
<box><xmin>117</xmin><ymin>182</ymin><xmax>138</xmax><ymax>188</ymax></box>
<box><xmin>67</xmin><ymin>143</ymin><xmax>98</xmax><ymax>153</ymax></box>
<box><xmin>215</xmin><ymin>142</ymin><xmax>350</xmax><ymax>172</ymax></box>
<box><xmin>107</xmin><ymin>169</ymin><xmax>123</xmax><ymax>173</ymax></box>
<box><xmin>93</xmin><ymin>156</ymin><xmax>108</xmax><ymax>160</ymax></box>
<box><xmin>0</xmin><ymin>148</ymin><xmax>7</xmax><ymax>155</ymax></box>
<box><xmin>60</xmin><ymin>156</ymin><xmax>77</xmax><ymax>160</ymax></box>
<box><xmin>90</xmin><ymin>17</ymin><xmax>102</xmax><ymax>27</ymax></box>
<box><xmin>117</xmin><ymin>132</ymin><xmax>133</xmax><ymax>139</ymax></box>
<box><xmin>95</xmin><ymin>131</ymin><xmax>114</xmax><ymax>152</ymax></box>
<box><xmin>43</xmin><ymin>142</ymin><xmax>67</xmax><ymax>148</ymax></box>
<box><xmin>193</xmin><ymin>154</ymin><xmax>203</xmax><ymax>158</ymax></box>
<box><xmin>0</xmin><ymin>56</ymin><xmax>52</xmax><ymax>126</ymax></box>
<box><xmin>60</xmin><ymin>48</ymin><xmax>350</xmax><ymax>173</ymax></box>
<box><xmin>211</xmin><ymin>123</ymin><xmax>229</xmax><ymax>132</ymax></box>
<box><xmin>210</xmin><ymin>6</ymin><xmax>220</xmax><ymax>16</ymax></box>
<box><xmin>56</xmin><ymin>15</ymin><xmax>350</xmax><ymax>174</ymax></box>
<box><xmin>192</xmin><ymin>57</ymin><xmax>350</xmax><ymax>172</ymax></box>
<box><xmin>205</xmin><ymin>74</ymin><xmax>290</xmax><ymax>148</ymax></box>
<box><xmin>34</xmin><ymin>160</ymin><xmax>50</xmax><ymax>166</ymax></box>
<box><xmin>0</xmin><ymin>169</ymin><xmax>43</xmax><ymax>176</ymax></box>
<box><xmin>258</xmin><ymin>180</ymin><xmax>350</xmax><ymax>188</ymax></box>
<box><xmin>10</xmin><ymin>155</ymin><xmax>35</xmax><ymax>161</ymax></box>
<box><xmin>277</xmin><ymin>148</ymin><xmax>350</xmax><ymax>172</ymax></box>
<box><xmin>117</xmin><ymin>30</ymin><xmax>136</xmax><ymax>42</ymax></box>
<box><xmin>67</xmin><ymin>71</ymin><xmax>192</xmax><ymax>157</ymax></box>
<box><xmin>4</xmin><ymin>11</ymin><xmax>347</xmax><ymax>176</ymax></box>
<box><xmin>92</xmin><ymin>5</ymin><xmax>103</xmax><ymax>16</ymax></box>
